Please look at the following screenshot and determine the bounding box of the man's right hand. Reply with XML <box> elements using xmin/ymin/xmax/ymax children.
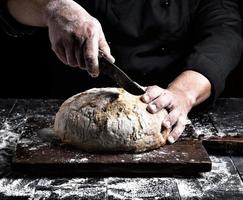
<box><xmin>45</xmin><ymin>0</ymin><xmax>114</xmax><ymax>77</ymax></box>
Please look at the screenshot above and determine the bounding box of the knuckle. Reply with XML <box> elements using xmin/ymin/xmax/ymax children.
<box><xmin>169</xmin><ymin>95</ymin><xmax>174</xmax><ymax>103</ymax></box>
<box><xmin>166</xmin><ymin>116</ymin><xmax>178</xmax><ymax>128</ymax></box>
<box><xmin>146</xmin><ymin>91</ymin><xmax>153</xmax><ymax>98</ymax></box>
<box><xmin>146</xmin><ymin>85</ymin><xmax>156</xmax><ymax>91</ymax></box>
<box><xmin>91</xmin><ymin>18</ymin><xmax>101</xmax><ymax>27</ymax></box>
<box><xmin>144</xmin><ymin>92</ymin><xmax>153</xmax><ymax>100</ymax></box>
<box><xmin>84</xmin><ymin>20</ymin><xmax>96</xmax><ymax>28</ymax></box>
<box><xmin>99</xmin><ymin>41</ymin><xmax>110</xmax><ymax>51</ymax></box>
<box><xmin>147</xmin><ymin>85</ymin><xmax>159</xmax><ymax>95</ymax></box>
<box><xmin>84</xmin><ymin>20</ymin><xmax>99</xmax><ymax>38</ymax></box>
<box><xmin>167</xmin><ymin>116</ymin><xmax>175</xmax><ymax>125</ymax></box>
<box><xmin>154</xmin><ymin>85</ymin><xmax>162</xmax><ymax>90</ymax></box>
<box><xmin>169</xmin><ymin>111</ymin><xmax>178</xmax><ymax>122</ymax></box>
<box><xmin>86</xmin><ymin>29</ymin><xmax>96</xmax><ymax>39</ymax></box>
<box><xmin>164</xmin><ymin>115</ymin><xmax>173</xmax><ymax>127</ymax></box>
<box><xmin>151</xmin><ymin>85</ymin><xmax>161</xmax><ymax>91</ymax></box>
<box><xmin>153</xmin><ymin>99</ymin><xmax>163</xmax><ymax>110</ymax></box>
<box><xmin>73</xmin><ymin>34</ymin><xmax>85</xmax><ymax>45</ymax></box>
<box><xmin>85</xmin><ymin>54</ymin><xmax>96</xmax><ymax>63</ymax></box>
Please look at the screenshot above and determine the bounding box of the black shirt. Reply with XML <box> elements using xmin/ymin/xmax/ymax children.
<box><xmin>1</xmin><ymin>0</ymin><xmax>243</xmax><ymax>101</ymax></box>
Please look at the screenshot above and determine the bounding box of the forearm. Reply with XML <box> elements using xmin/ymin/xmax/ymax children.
<box><xmin>167</xmin><ymin>70</ymin><xmax>211</xmax><ymax>107</ymax></box>
<box><xmin>7</xmin><ymin>0</ymin><xmax>49</xmax><ymax>26</ymax></box>
<box><xmin>7</xmin><ymin>0</ymin><xmax>88</xmax><ymax>27</ymax></box>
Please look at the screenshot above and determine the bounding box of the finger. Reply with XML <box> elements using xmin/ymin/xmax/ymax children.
<box><xmin>74</xmin><ymin>38</ymin><xmax>86</xmax><ymax>70</ymax></box>
<box><xmin>84</xmin><ymin>34</ymin><xmax>99</xmax><ymax>77</ymax></box>
<box><xmin>99</xmin><ymin>31</ymin><xmax>115</xmax><ymax>63</ymax></box>
<box><xmin>167</xmin><ymin>117</ymin><xmax>187</xmax><ymax>144</ymax></box>
<box><xmin>146</xmin><ymin>93</ymin><xmax>172</xmax><ymax>114</ymax></box>
<box><xmin>63</xmin><ymin>40</ymin><xmax>78</xmax><ymax>67</ymax></box>
<box><xmin>75</xmin><ymin>44</ymin><xmax>85</xmax><ymax>69</ymax></box>
<box><xmin>52</xmin><ymin>44</ymin><xmax>68</xmax><ymax>65</ymax></box>
<box><xmin>141</xmin><ymin>85</ymin><xmax>164</xmax><ymax>104</ymax></box>
<box><xmin>162</xmin><ymin>109</ymin><xmax>180</xmax><ymax>129</ymax></box>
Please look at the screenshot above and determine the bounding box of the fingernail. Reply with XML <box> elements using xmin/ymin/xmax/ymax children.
<box><xmin>105</xmin><ymin>55</ymin><xmax>115</xmax><ymax>63</ymax></box>
<box><xmin>89</xmin><ymin>72</ymin><xmax>99</xmax><ymax>78</ymax></box>
<box><xmin>91</xmin><ymin>75</ymin><xmax>98</xmax><ymax>78</ymax></box>
<box><xmin>164</xmin><ymin>121</ymin><xmax>171</xmax><ymax>128</ymax></box>
<box><xmin>111</xmin><ymin>56</ymin><xmax>115</xmax><ymax>63</ymax></box>
<box><xmin>168</xmin><ymin>136</ymin><xmax>175</xmax><ymax>144</ymax></box>
<box><xmin>149</xmin><ymin>104</ymin><xmax>157</xmax><ymax>113</ymax></box>
<box><xmin>142</xmin><ymin>95</ymin><xmax>149</xmax><ymax>102</ymax></box>
<box><xmin>92</xmin><ymin>75</ymin><xmax>99</xmax><ymax>78</ymax></box>
<box><xmin>185</xmin><ymin>119</ymin><xmax>191</xmax><ymax>125</ymax></box>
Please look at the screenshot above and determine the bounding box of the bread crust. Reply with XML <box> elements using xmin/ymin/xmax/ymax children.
<box><xmin>54</xmin><ymin>88</ymin><xmax>170</xmax><ymax>152</ymax></box>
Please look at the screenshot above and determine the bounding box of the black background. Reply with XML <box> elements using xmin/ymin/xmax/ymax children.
<box><xmin>0</xmin><ymin>3</ymin><xmax>242</xmax><ymax>99</ymax></box>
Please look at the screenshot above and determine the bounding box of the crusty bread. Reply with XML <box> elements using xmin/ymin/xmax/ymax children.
<box><xmin>54</xmin><ymin>88</ymin><xmax>170</xmax><ymax>153</ymax></box>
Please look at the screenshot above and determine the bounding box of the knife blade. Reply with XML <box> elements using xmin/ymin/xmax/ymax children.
<box><xmin>98</xmin><ymin>51</ymin><xmax>145</xmax><ymax>95</ymax></box>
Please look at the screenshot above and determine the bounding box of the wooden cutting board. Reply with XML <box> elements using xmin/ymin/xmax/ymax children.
<box><xmin>12</xmin><ymin>129</ymin><xmax>211</xmax><ymax>177</ymax></box>
<box><xmin>9</xmin><ymin>98</ymin><xmax>243</xmax><ymax>176</ymax></box>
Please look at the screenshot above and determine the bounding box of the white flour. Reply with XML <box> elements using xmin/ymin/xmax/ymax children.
<box><xmin>176</xmin><ymin>156</ymin><xmax>243</xmax><ymax>199</ymax></box>
<box><xmin>0</xmin><ymin>122</ymin><xmax>19</xmax><ymax>176</ymax></box>
<box><xmin>0</xmin><ymin>178</ymin><xmax>37</xmax><ymax>197</ymax></box>
<box><xmin>0</xmin><ymin>156</ymin><xmax>242</xmax><ymax>200</ymax></box>
<box><xmin>106</xmin><ymin>177</ymin><xmax>174</xmax><ymax>199</ymax></box>
<box><xmin>0</xmin><ymin>117</ymin><xmax>243</xmax><ymax>199</ymax></box>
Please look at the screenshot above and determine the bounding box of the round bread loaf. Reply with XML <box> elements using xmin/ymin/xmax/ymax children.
<box><xmin>54</xmin><ymin>88</ymin><xmax>170</xmax><ymax>152</ymax></box>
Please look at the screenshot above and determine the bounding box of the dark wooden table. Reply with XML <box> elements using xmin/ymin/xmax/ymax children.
<box><xmin>0</xmin><ymin>98</ymin><xmax>243</xmax><ymax>199</ymax></box>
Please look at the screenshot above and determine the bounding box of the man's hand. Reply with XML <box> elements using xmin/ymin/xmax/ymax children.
<box><xmin>141</xmin><ymin>86</ymin><xmax>192</xmax><ymax>144</ymax></box>
<box><xmin>141</xmin><ymin>70</ymin><xmax>211</xmax><ymax>144</ymax></box>
<box><xmin>45</xmin><ymin>0</ymin><xmax>114</xmax><ymax>77</ymax></box>
<box><xmin>8</xmin><ymin>0</ymin><xmax>114</xmax><ymax>77</ymax></box>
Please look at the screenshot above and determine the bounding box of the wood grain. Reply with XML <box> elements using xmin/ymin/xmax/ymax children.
<box><xmin>13</xmin><ymin>130</ymin><xmax>211</xmax><ymax>176</ymax></box>
<box><xmin>0</xmin><ymin>98</ymin><xmax>243</xmax><ymax>199</ymax></box>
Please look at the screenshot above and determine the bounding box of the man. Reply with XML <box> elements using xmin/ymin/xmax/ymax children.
<box><xmin>2</xmin><ymin>0</ymin><xmax>243</xmax><ymax>144</ymax></box>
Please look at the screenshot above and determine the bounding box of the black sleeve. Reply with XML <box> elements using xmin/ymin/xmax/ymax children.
<box><xmin>184</xmin><ymin>0</ymin><xmax>243</xmax><ymax>102</ymax></box>
<box><xmin>0</xmin><ymin>0</ymin><xmax>36</xmax><ymax>37</ymax></box>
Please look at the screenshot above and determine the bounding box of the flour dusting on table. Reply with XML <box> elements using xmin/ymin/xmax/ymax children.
<box><xmin>0</xmin><ymin>100</ymin><xmax>243</xmax><ymax>199</ymax></box>
<box><xmin>176</xmin><ymin>156</ymin><xmax>243</xmax><ymax>198</ymax></box>
<box><xmin>0</xmin><ymin>122</ymin><xmax>19</xmax><ymax>176</ymax></box>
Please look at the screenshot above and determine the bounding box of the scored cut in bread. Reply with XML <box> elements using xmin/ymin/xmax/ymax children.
<box><xmin>54</xmin><ymin>88</ymin><xmax>170</xmax><ymax>153</ymax></box>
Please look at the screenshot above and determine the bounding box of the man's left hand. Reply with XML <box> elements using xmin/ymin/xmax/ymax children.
<box><xmin>141</xmin><ymin>85</ymin><xmax>193</xmax><ymax>144</ymax></box>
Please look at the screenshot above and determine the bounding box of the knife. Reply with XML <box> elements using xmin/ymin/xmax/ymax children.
<box><xmin>98</xmin><ymin>50</ymin><xmax>145</xmax><ymax>95</ymax></box>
